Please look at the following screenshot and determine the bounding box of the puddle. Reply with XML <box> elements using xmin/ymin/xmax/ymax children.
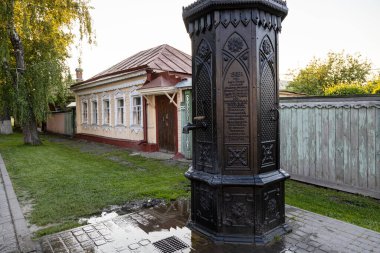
<box><xmin>79</xmin><ymin>211</ymin><xmax>119</xmax><ymax>224</ymax></box>
<box><xmin>78</xmin><ymin>199</ymin><xmax>167</xmax><ymax>224</ymax></box>
<box><xmin>44</xmin><ymin>200</ymin><xmax>291</xmax><ymax>253</ymax></box>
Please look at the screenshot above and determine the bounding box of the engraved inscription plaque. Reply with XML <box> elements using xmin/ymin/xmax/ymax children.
<box><xmin>224</xmin><ymin>70</ymin><xmax>249</xmax><ymax>144</ymax></box>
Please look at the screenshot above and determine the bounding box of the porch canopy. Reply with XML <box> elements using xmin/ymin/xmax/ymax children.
<box><xmin>138</xmin><ymin>72</ymin><xmax>185</xmax><ymax>107</ymax></box>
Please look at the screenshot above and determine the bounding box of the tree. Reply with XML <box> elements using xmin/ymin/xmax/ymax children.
<box><xmin>287</xmin><ymin>52</ymin><xmax>372</xmax><ymax>96</ymax></box>
<box><xmin>0</xmin><ymin>0</ymin><xmax>93</xmax><ymax>144</ymax></box>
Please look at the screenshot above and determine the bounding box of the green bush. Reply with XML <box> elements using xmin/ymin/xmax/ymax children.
<box><xmin>367</xmin><ymin>77</ymin><xmax>380</xmax><ymax>94</ymax></box>
<box><xmin>287</xmin><ymin>52</ymin><xmax>372</xmax><ymax>95</ymax></box>
<box><xmin>373</xmin><ymin>85</ymin><xmax>380</xmax><ymax>94</ymax></box>
<box><xmin>324</xmin><ymin>83</ymin><xmax>369</xmax><ymax>96</ymax></box>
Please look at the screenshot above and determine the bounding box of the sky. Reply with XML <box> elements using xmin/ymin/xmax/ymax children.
<box><xmin>68</xmin><ymin>0</ymin><xmax>380</xmax><ymax>81</ymax></box>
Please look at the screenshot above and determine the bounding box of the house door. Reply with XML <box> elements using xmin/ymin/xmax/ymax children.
<box><xmin>156</xmin><ymin>95</ymin><xmax>177</xmax><ymax>153</ymax></box>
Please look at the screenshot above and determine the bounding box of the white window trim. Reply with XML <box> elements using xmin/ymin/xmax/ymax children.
<box><xmin>80</xmin><ymin>97</ymin><xmax>89</xmax><ymax>125</ymax></box>
<box><xmin>90</xmin><ymin>95</ymin><xmax>98</xmax><ymax>125</ymax></box>
<box><xmin>129</xmin><ymin>90</ymin><xmax>143</xmax><ymax>129</ymax></box>
<box><xmin>101</xmin><ymin>93</ymin><xmax>110</xmax><ymax>126</ymax></box>
<box><xmin>114</xmin><ymin>90</ymin><xmax>126</xmax><ymax>127</ymax></box>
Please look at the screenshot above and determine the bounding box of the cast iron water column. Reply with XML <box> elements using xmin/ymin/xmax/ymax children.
<box><xmin>182</xmin><ymin>0</ymin><xmax>290</xmax><ymax>244</ymax></box>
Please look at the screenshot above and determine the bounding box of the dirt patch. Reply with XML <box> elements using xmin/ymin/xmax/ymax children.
<box><xmin>43</xmin><ymin>134</ymin><xmax>191</xmax><ymax>169</ymax></box>
<box><xmin>43</xmin><ymin>135</ymin><xmax>127</xmax><ymax>155</ymax></box>
<box><xmin>329</xmin><ymin>196</ymin><xmax>369</xmax><ymax>208</ymax></box>
<box><xmin>107</xmin><ymin>156</ymin><xmax>134</xmax><ymax>167</ymax></box>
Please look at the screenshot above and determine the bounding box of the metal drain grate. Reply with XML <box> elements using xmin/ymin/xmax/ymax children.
<box><xmin>152</xmin><ymin>236</ymin><xmax>189</xmax><ymax>253</ymax></box>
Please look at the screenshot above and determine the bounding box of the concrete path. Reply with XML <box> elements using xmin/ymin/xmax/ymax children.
<box><xmin>0</xmin><ymin>155</ymin><xmax>36</xmax><ymax>253</ymax></box>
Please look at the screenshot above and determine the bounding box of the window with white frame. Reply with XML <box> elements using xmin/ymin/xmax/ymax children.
<box><xmin>131</xmin><ymin>96</ymin><xmax>142</xmax><ymax>126</ymax></box>
<box><xmin>82</xmin><ymin>101</ymin><xmax>88</xmax><ymax>124</ymax></box>
<box><xmin>103</xmin><ymin>99</ymin><xmax>110</xmax><ymax>125</ymax></box>
<box><xmin>116</xmin><ymin>98</ymin><xmax>125</xmax><ymax>125</ymax></box>
<box><xmin>91</xmin><ymin>100</ymin><xmax>98</xmax><ymax>125</ymax></box>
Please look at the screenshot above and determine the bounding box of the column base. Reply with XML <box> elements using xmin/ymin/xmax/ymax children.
<box><xmin>187</xmin><ymin>220</ymin><xmax>292</xmax><ymax>245</ymax></box>
<box><xmin>186</xmin><ymin>169</ymin><xmax>291</xmax><ymax>245</ymax></box>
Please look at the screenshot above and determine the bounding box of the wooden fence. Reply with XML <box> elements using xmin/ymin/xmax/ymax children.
<box><xmin>46</xmin><ymin>111</ymin><xmax>75</xmax><ymax>136</ymax></box>
<box><xmin>279</xmin><ymin>96</ymin><xmax>380</xmax><ymax>199</ymax></box>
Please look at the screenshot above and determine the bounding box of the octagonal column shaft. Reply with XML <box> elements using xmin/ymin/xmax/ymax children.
<box><xmin>183</xmin><ymin>0</ymin><xmax>290</xmax><ymax>244</ymax></box>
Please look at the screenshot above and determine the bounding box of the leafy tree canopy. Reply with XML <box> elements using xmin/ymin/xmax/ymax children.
<box><xmin>0</xmin><ymin>0</ymin><xmax>93</xmax><ymax>144</ymax></box>
<box><xmin>324</xmin><ymin>83</ymin><xmax>368</xmax><ymax>96</ymax></box>
<box><xmin>367</xmin><ymin>76</ymin><xmax>380</xmax><ymax>94</ymax></box>
<box><xmin>286</xmin><ymin>52</ymin><xmax>372</xmax><ymax>96</ymax></box>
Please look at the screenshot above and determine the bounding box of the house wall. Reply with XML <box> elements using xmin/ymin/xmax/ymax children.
<box><xmin>279</xmin><ymin>96</ymin><xmax>380</xmax><ymax>199</ymax></box>
<box><xmin>75</xmin><ymin>75</ymin><xmax>148</xmax><ymax>143</ymax></box>
<box><xmin>74</xmin><ymin>73</ymin><xmax>191</xmax><ymax>155</ymax></box>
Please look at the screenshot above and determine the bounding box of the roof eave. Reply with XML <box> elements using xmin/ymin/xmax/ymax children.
<box><xmin>138</xmin><ymin>86</ymin><xmax>177</xmax><ymax>96</ymax></box>
<box><xmin>71</xmin><ymin>65</ymin><xmax>149</xmax><ymax>89</ymax></box>
<box><xmin>71</xmin><ymin>70</ymin><xmax>147</xmax><ymax>92</ymax></box>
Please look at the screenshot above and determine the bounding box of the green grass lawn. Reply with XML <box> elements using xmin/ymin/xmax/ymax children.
<box><xmin>0</xmin><ymin>133</ymin><xmax>379</xmax><ymax>236</ymax></box>
<box><xmin>285</xmin><ymin>180</ymin><xmax>380</xmax><ymax>232</ymax></box>
<box><xmin>0</xmin><ymin>133</ymin><xmax>189</xmax><ymax>236</ymax></box>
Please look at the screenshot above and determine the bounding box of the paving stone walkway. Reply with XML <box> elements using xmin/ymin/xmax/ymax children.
<box><xmin>0</xmin><ymin>166</ymin><xmax>18</xmax><ymax>253</ymax></box>
<box><xmin>39</xmin><ymin>202</ymin><xmax>380</xmax><ymax>253</ymax></box>
<box><xmin>0</xmin><ymin>155</ymin><xmax>36</xmax><ymax>253</ymax></box>
<box><xmin>285</xmin><ymin>206</ymin><xmax>380</xmax><ymax>253</ymax></box>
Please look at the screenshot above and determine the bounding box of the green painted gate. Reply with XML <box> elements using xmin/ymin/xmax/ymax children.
<box><xmin>181</xmin><ymin>90</ymin><xmax>192</xmax><ymax>159</ymax></box>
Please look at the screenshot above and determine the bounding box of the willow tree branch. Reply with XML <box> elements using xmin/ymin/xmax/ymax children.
<box><xmin>6</xmin><ymin>0</ymin><xmax>25</xmax><ymax>77</ymax></box>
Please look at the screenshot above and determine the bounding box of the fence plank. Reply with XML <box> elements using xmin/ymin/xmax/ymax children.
<box><xmin>350</xmin><ymin>108</ymin><xmax>359</xmax><ymax>187</ymax></box>
<box><xmin>308</xmin><ymin>108</ymin><xmax>316</xmax><ymax>179</ymax></box>
<box><xmin>291</xmin><ymin>108</ymin><xmax>298</xmax><ymax>174</ymax></box>
<box><xmin>302</xmin><ymin>108</ymin><xmax>310</xmax><ymax>177</ymax></box>
<box><xmin>343</xmin><ymin>109</ymin><xmax>351</xmax><ymax>185</ymax></box>
<box><xmin>297</xmin><ymin>108</ymin><xmax>303</xmax><ymax>175</ymax></box>
<box><xmin>335</xmin><ymin>108</ymin><xmax>344</xmax><ymax>184</ymax></box>
<box><xmin>315</xmin><ymin>108</ymin><xmax>322</xmax><ymax>180</ymax></box>
<box><xmin>280</xmin><ymin>109</ymin><xmax>286</xmax><ymax>170</ymax></box>
<box><xmin>367</xmin><ymin>108</ymin><xmax>376</xmax><ymax>190</ymax></box>
<box><xmin>321</xmin><ymin>109</ymin><xmax>330</xmax><ymax>181</ymax></box>
<box><xmin>279</xmin><ymin>107</ymin><xmax>290</xmax><ymax>170</ymax></box>
<box><xmin>328</xmin><ymin>109</ymin><xmax>336</xmax><ymax>182</ymax></box>
<box><xmin>376</xmin><ymin>109</ymin><xmax>380</xmax><ymax>191</ymax></box>
<box><xmin>358</xmin><ymin>108</ymin><xmax>368</xmax><ymax>188</ymax></box>
<box><xmin>285</xmin><ymin>108</ymin><xmax>292</xmax><ymax>173</ymax></box>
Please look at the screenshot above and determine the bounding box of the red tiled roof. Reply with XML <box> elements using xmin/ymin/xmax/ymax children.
<box><xmin>72</xmin><ymin>44</ymin><xmax>192</xmax><ymax>88</ymax></box>
<box><xmin>93</xmin><ymin>44</ymin><xmax>191</xmax><ymax>78</ymax></box>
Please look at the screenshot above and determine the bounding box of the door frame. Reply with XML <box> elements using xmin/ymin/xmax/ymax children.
<box><xmin>155</xmin><ymin>95</ymin><xmax>178</xmax><ymax>153</ymax></box>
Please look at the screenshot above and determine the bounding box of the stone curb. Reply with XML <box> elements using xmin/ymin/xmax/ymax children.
<box><xmin>0</xmin><ymin>154</ymin><xmax>36</xmax><ymax>253</ymax></box>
